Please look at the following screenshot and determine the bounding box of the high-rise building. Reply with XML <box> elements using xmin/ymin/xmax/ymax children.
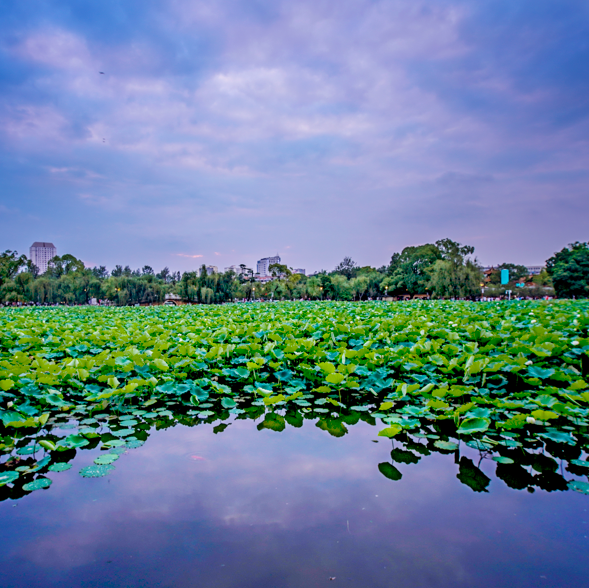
<box><xmin>256</xmin><ymin>255</ymin><xmax>281</xmax><ymax>276</ymax></box>
<box><xmin>293</xmin><ymin>268</ymin><xmax>306</xmax><ymax>275</ymax></box>
<box><xmin>29</xmin><ymin>242</ymin><xmax>57</xmax><ymax>274</ymax></box>
<box><xmin>206</xmin><ymin>265</ymin><xmax>218</xmax><ymax>275</ymax></box>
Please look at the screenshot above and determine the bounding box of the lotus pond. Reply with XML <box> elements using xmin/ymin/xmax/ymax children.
<box><xmin>1</xmin><ymin>301</ymin><xmax>589</xmax><ymax>587</ymax></box>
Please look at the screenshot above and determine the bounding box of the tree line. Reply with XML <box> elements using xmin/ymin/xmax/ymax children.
<box><xmin>0</xmin><ymin>239</ymin><xmax>586</xmax><ymax>305</ymax></box>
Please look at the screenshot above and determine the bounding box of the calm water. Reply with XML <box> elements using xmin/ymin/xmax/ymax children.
<box><xmin>1</xmin><ymin>418</ymin><xmax>588</xmax><ymax>588</ymax></box>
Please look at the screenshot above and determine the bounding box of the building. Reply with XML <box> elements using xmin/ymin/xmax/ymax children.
<box><xmin>526</xmin><ymin>266</ymin><xmax>543</xmax><ymax>276</ymax></box>
<box><xmin>293</xmin><ymin>268</ymin><xmax>306</xmax><ymax>275</ymax></box>
<box><xmin>256</xmin><ymin>255</ymin><xmax>281</xmax><ymax>277</ymax></box>
<box><xmin>206</xmin><ymin>265</ymin><xmax>218</xmax><ymax>275</ymax></box>
<box><xmin>29</xmin><ymin>242</ymin><xmax>56</xmax><ymax>274</ymax></box>
<box><xmin>224</xmin><ymin>265</ymin><xmax>248</xmax><ymax>276</ymax></box>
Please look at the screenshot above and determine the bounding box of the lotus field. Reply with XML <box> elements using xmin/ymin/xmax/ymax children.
<box><xmin>1</xmin><ymin>301</ymin><xmax>589</xmax><ymax>496</ymax></box>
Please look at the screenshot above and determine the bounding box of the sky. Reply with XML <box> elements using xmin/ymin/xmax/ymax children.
<box><xmin>0</xmin><ymin>0</ymin><xmax>588</xmax><ymax>274</ymax></box>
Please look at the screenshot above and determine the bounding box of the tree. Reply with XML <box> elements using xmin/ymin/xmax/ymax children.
<box><xmin>269</xmin><ymin>263</ymin><xmax>291</xmax><ymax>278</ymax></box>
<box><xmin>334</xmin><ymin>257</ymin><xmax>358</xmax><ymax>279</ymax></box>
<box><xmin>429</xmin><ymin>259</ymin><xmax>481</xmax><ymax>299</ymax></box>
<box><xmin>546</xmin><ymin>242</ymin><xmax>589</xmax><ymax>298</ymax></box>
<box><xmin>428</xmin><ymin>239</ymin><xmax>481</xmax><ymax>299</ymax></box>
<box><xmin>157</xmin><ymin>267</ymin><xmax>171</xmax><ymax>282</ymax></box>
<box><xmin>387</xmin><ymin>244</ymin><xmax>441</xmax><ymax>295</ymax></box>
<box><xmin>142</xmin><ymin>265</ymin><xmax>155</xmax><ymax>276</ymax></box>
<box><xmin>0</xmin><ymin>250</ymin><xmax>28</xmax><ymax>286</ymax></box>
<box><xmin>46</xmin><ymin>254</ymin><xmax>85</xmax><ymax>278</ymax></box>
<box><xmin>91</xmin><ymin>266</ymin><xmax>109</xmax><ymax>279</ymax></box>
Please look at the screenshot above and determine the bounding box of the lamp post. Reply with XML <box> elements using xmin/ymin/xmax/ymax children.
<box><xmin>319</xmin><ymin>286</ymin><xmax>323</xmax><ymax>300</ymax></box>
<box><xmin>252</xmin><ymin>286</ymin><xmax>255</xmax><ymax>301</ymax></box>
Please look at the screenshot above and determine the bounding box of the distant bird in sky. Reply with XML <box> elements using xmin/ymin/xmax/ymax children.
<box><xmin>99</xmin><ymin>72</ymin><xmax>105</xmax><ymax>74</ymax></box>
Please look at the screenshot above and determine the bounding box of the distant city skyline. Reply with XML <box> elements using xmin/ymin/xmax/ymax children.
<box><xmin>1</xmin><ymin>1</ymin><xmax>587</xmax><ymax>272</ymax></box>
<box><xmin>26</xmin><ymin>239</ymin><xmax>544</xmax><ymax>277</ymax></box>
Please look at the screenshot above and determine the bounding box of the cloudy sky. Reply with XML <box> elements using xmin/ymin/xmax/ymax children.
<box><xmin>1</xmin><ymin>0</ymin><xmax>588</xmax><ymax>273</ymax></box>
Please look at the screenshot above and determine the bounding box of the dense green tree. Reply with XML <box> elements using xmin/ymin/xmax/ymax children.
<box><xmin>429</xmin><ymin>259</ymin><xmax>481</xmax><ymax>299</ymax></box>
<box><xmin>546</xmin><ymin>242</ymin><xmax>589</xmax><ymax>298</ymax></box>
<box><xmin>428</xmin><ymin>239</ymin><xmax>481</xmax><ymax>299</ymax></box>
<box><xmin>387</xmin><ymin>244</ymin><xmax>441</xmax><ymax>295</ymax></box>
<box><xmin>0</xmin><ymin>250</ymin><xmax>28</xmax><ymax>286</ymax></box>
<box><xmin>334</xmin><ymin>257</ymin><xmax>358</xmax><ymax>279</ymax></box>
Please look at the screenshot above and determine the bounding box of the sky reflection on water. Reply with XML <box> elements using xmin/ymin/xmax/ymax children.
<box><xmin>1</xmin><ymin>418</ymin><xmax>588</xmax><ymax>588</ymax></box>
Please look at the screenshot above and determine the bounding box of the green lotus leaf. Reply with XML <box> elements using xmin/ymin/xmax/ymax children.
<box><xmin>111</xmin><ymin>428</ymin><xmax>135</xmax><ymax>437</ymax></box>
<box><xmin>126</xmin><ymin>439</ymin><xmax>145</xmax><ymax>448</ymax></box>
<box><xmin>434</xmin><ymin>440</ymin><xmax>458</xmax><ymax>451</ymax></box>
<box><xmin>527</xmin><ymin>366</ymin><xmax>555</xmax><ymax>380</ymax></box>
<box><xmin>94</xmin><ymin>454</ymin><xmax>119</xmax><ymax>465</ymax></box>
<box><xmin>0</xmin><ymin>471</ymin><xmax>19</xmax><ymax>486</ymax></box>
<box><xmin>23</xmin><ymin>477</ymin><xmax>52</xmax><ymax>491</ymax></box>
<box><xmin>80</xmin><ymin>464</ymin><xmax>115</xmax><ymax>478</ymax></box>
<box><xmin>378</xmin><ymin>425</ymin><xmax>402</xmax><ymax>438</ymax></box>
<box><xmin>457</xmin><ymin>417</ymin><xmax>490</xmax><ymax>435</ymax></box>
<box><xmin>492</xmin><ymin>456</ymin><xmax>514</xmax><ymax>464</ymax></box>
<box><xmin>48</xmin><ymin>462</ymin><xmax>72</xmax><ymax>472</ymax></box>
<box><xmin>221</xmin><ymin>397</ymin><xmax>237</xmax><ymax>409</ymax></box>
<box><xmin>538</xmin><ymin>429</ymin><xmax>576</xmax><ymax>445</ymax></box>
<box><xmin>62</xmin><ymin>434</ymin><xmax>90</xmax><ymax>448</ymax></box>
<box><xmin>568</xmin><ymin>480</ymin><xmax>589</xmax><ymax>495</ymax></box>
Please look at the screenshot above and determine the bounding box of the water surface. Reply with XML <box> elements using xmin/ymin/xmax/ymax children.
<box><xmin>1</xmin><ymin>418</ymin><xmax>588</xmax><ymax>588</ymax></box>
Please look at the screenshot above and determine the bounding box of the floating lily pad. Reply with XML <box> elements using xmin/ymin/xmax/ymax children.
<box><xmin>48</xmin><ymin>462</ymin><xmax>72</xmax><ymax>472</ymax></box>
<box><xmin>571</xmin><ymin>459</ymin><xmax>589</xmax><ymax>468</ymax></box>
<box><xmin>126</xmin><ymin>439</ymin><xmax>145</xmax><ymax>449</ymax></box>
<box><xmin>23</xmin><ymin>477</ymin><xmax>52</xmax><ymax>491</ymax></box>
<box><xmin>568</xmin><ymin>480</ymin><xmax>589</xmax><ymax>495</ymax></box>
<box><xmin>119</xmin><ymin>419</ymin><xmax>138</xmax><ymax>426</ymax></box>
<box><xmin>539</xmin><ymin>430</ymin><xmax>576</xmax><ymax>445</ymax></box>
<box><xmin>94</xmin><ymin>454</ymin><xmax>119</xmax><ymax>465</ymax></box>
<box><xmin>434</xmin><ymin>440</ymin><xmax>458</xmax><ymax>451</ymax></box>
<box><xmin>492</xmin><ymin>456</ymin><xmax>515</xmax><ymax>464</ymax></box>
<box><xmin>111</xmin><ymin>428</ymin><xmax>135</xmax><ymax>437</ymax></box>
<box><xmin>79</xmin><ymin>464</ymin><xmax>115</xmax><ymax>478</ymax></box>
<box><xmin>16</xmin><ymin>445</ymin><xmax>36</xmax><ymax>455</ymax></box>
<box><xmin>102</xmin><ymin>439</ymin><xmax>126</xmax><ymax>448</ymax></box>
<box><xmin>0</xmin><ymin>471</ymin><xmax>19</xmax><ymax>486</ymax></box>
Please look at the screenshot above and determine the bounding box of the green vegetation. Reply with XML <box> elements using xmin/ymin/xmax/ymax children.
<box><xmin>547</xmin><ymin>242</ymin><xmax>589</xmax><ymax>299</ymax></box>
<box><xmin>1</xmin><ymin>300</ymin><xmax>589</xmax><ymax>498</ymax></box>
<box><xmin>2</xmin><ymin>238</ymin><xmax>586</xmax><ymax>304</ymax></box>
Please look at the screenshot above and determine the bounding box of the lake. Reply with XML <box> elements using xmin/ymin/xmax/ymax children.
<box><xmin>1</xmin><ymin>415</ymin><xmax>588</xmax><ymax>588</ymax></box>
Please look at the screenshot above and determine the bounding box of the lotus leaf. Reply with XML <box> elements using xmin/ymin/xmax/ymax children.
<box><xmin>23</xmin><ymin>478</ymin><xmax>52</xmax><ymax>491</ymax></box>
<box><xmin>48</xmin><ymin>463</ymin><xmax>72</xmax><ymax>472</ymax></box>
<box><xmin>80</xmin><ymin>464</ymin><xmax>115</xmax><ymax>478</ymax></box>
<box><xmin>94</xmin><ymin>454</ymin><xmax>119</xmax><ymax>465</ymax></box>
<box><xmin>457</xmin><ymin>418</ymin><xmax>490</xmax><ymax>435</ymax></box>
<box><xmin>0</xmin><ymin>471</ymin><xmax>19</xmax><ymax>486</ymax></box>
<box><xmin>434</xmin><ymin>440</ymin><xmax>458</xmax><ymax>451</ymax></box>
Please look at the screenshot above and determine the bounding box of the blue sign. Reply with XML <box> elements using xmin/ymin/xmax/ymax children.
<box><xmin>500</xmin><ymin>269</ymin><xmax>509</xmax><ymax>285</ymax></box>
